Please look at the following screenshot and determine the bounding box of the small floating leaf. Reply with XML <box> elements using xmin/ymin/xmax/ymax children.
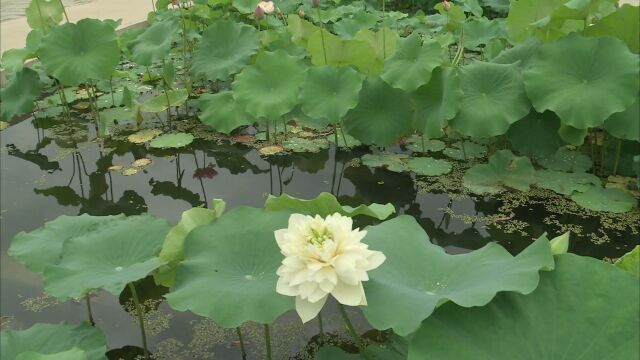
<box><xmin>127</xmin><ymin>129</ymin><xmax>162</xmax><ymax>144</ymax></box>
<box><xmin>570</xmin><ymin>186</ymin><xmax>637</xmax><ymax>213</ymax></box>
<box><xmin>463</xmin><ymin>150</ymin><xmax>536</xmax><ymax>194</ymax></box>
<box><xmin>406</xmin><ymin>157</ymin><xmax>452</xmax><ymax>176</ymax></box>
<box><xmin>615</xmin><ymin>245</ymin><xmax>639</xmax><ymax>277</ymax></box>
<box><xmin>149</xmin><ymin>133</ymin><xmax>194</xmax><ymax>149</ymax></box>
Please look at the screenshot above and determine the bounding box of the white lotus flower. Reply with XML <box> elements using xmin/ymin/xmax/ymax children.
<box><xmin>275</xmin><ymin>213</ymin><xmax>385</xmax><ymax>323</ymax></box>
<box><xmin>257</xmin><ymin>1</ymin><xmax>275</xmax><ymax>14</ymax></box>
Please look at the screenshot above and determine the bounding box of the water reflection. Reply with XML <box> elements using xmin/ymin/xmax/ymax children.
<box><xmin>1</xmin><ymin>116</ymin><xmax>637</xmax><ymax>359</ymax></box>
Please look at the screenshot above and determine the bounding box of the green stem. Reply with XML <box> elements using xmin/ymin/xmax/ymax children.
<box><xmin>109</xmin><ymin>76</ymin><xmax>115</xmax><ymax>107</ymax></box>
<box><xmin>461</xmin><ymin>140</ymin><xmax>467</xmax><ymax>160</ymax></box>
<box><xmin>151</xmin><ymin>0</ymin><xmax>156</xmax><ymax>12</ymax></box>
<box><xmin>236</xmin><ymin>327</ymin><xmax>247</xmax><ymax>360</ymax></box>
<box><xmin>421</xmin><ymin>134</ymin><xmax>426</xmax><ymax>153</ymax></box>
<box><xmin>317</xmin><ymin>8</ymin><xmax>328</xmax><ymax>65</ymax></box>
<box><xmin>266</xmin><ymin>119</ymin><xmax>270</xmax><ymax>142</ymax></box>
<box><xmin>34</xmin><ymin>0</ymin><xmax>47</xmax><ymax>34</ymax></box>
<box><xmin>339</xmin><ymin>125</ymin><xmax>349</xmax><ymax>148</ymax></box>
<box><xmin>337</xmin><ymin>304</ymin><xmax>365</xmax><ymax>354</ymax></box>
<box><xmin>613</xmin><ymin>138</ymin><xmax>622</xmax><ymax>176</ymax></box>
<box><xmin>282</xmin><ymin>118</ymin><xmax>288</xmax><ymax>140</ymax></box>
<box><xmin>452</xmin><ymin>28</ymin><xmax>465</xmax><ymax>67</ymax></box>
<box><xmin>57</xmin><ymin>0</ymin><xmax>70</xmax><ymax>22</ymax></box>
<box><xmin>382</xmin><ymin>0</ymin><xmax>386</xmax><ymax>59</ymax></box>
<box><xmin>318</xmin><ymin>311</ymin><xmax>324</xmax><ymax>343</ymax></box>
<box><xmin>264</xmin><ymin>324</ymin><xmax>272</xmax><ymax>360</ymax></box>
<box><xmin>85</xmin><ymin>294</ymin><xmax>95</xmax><ymax>326</ymax></box>
<box><xmin>128</xmin><ymin>283</ymin><xmax>150</xmax><ymax>360</ymax></box>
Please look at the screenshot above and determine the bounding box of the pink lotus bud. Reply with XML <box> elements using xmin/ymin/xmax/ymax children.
<box><xmin>254</xmin><ymin>5</ymin><xmax>264</xmax><ymax>19</ymax></box>
<box><xmin>443</xmin><ymin>0</ymin><xmax>450</xmax><ymax>11</ymax></box>
<box><xmin>312</xmin><ymin>0</ymin><xmax>320</xmax><ymax>7</ymax></box>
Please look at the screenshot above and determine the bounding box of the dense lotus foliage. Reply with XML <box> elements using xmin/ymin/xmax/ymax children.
<box><xmin>1</xmin><ymin>0</ymin><xmax>639</xmax><ymax>357</ymax></box>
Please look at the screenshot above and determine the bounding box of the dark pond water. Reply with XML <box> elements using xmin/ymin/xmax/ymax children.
<box><xmin>1</xmin><ymin>115</ymin><xmax>637</xmax><ymax>359</ymax></box>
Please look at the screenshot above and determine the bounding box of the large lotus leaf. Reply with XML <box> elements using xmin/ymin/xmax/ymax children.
<box><xmin>615</xmin><ymin>245</ymin><xmax>639</xmax><ymax>277</ymax></box>
<box><xmin>535</xmin><ymin>169</ymin><xmax>601</xmax><ymax>195</ymax></box>
<box><xmin>406</xmin><ymin>157</ymin><xmax>452</xmax><ymax>176</ymax></box>
<box><xmin>127</xmin><ymin>19</ymin><xmax>179</xmax><ymax>66</ymax></box>
<box><xmin>17</xmin><ymin>348</ymin><xmax>87</xmax><ymax>360</ymax></box>
<box><xmin>333</xmin><ymin>12</ymin><xmax>378</xmax><ymax>39</ymax></box>
<box><xmin>43</xmin><ymin>214</ymin><xmax>172</xmax><ymax>299</ymax></box>
<box><xmin>407</xmin><ymin>254</ymin><xmax>639</xmax><ymax>360</ymax></box>
<box><xmin>287</xmin><ymin>14</ymin><xmax>319</xmax><ymax>46</ymax></box>
<box><xmin>165</xmin><ymin>207</ymin><xmax>295</xmax><ymax>327</ymax></box>
<box><xmin>140</xmin><ymin>89</ymin><xmax>188</xmax><ymax>113</ymax></box>
<box><xmin>380</xmin><ymin>34</ymin><xmax>444</xmax><ymax>92</ymax></box>
<box><xmin>155</xmin><ymin>200</ymin><xmax>226</xmax><ymax>288</ymax></box>
<box><xmin>39</xmin><ymin>19</ymin><xmax>119</xmax><ymax>86</ymax></box>
<box><xmin>449</xmin><ymin>62</ymin><xmax>530</xmax><ymax>138</ymax></box>
<box><xmin>353</xmin><ymin>28</ymin><xmax>398</xmax><ymax>62</ymax></box>
<box><xmin>299</xmin><ymin>66</ymin><xmax>364</xmax><ymax>126</ymax></box>
<box><xmin>192</xmin><ymin>20</ymin><xmax>260</xmax><ymax>81</ymax></box>
<box><xmin>603</xmin><ymin>97</ymin><xmax>639</xmax><ymax>142</ymax></box>
<box><xmin>491</xmin><ymin>36</ymin><xmax>542</xmax><ymax>68</ymax></box>
<box><xmin>232</xmin><ymin>50</ymin><xmax>306</xmax><ymax>120</ymax></box>
<box><xmin>505</xmin><ymin>0</ymin><xmax>570</xmax><ymax>42</ymax></box>
<box><xmin>570</xmin><ymin>185</ymin><xmax>637</xmax><ymax>213</ymax></box>
<box><xmin>25</xmin><ymin>0</ymin><xmax>63</xmax><ymax>31</ymax></box>
<box><xmin>1</xmin><ymin>322</ymin><xmax>107</xmax><ymax>360</ymax></box>
<box><xmin>343</xmin><ymin>76</ymin><xmax>413</xmax><ymax>146</ymax></box>
<box><xmin>537</xmin><ymin>146</ymin><xmax>592</xmax><ymax>172</ymax></box>
<box><xmin>197</xmin><ymin>92</ymin><xmax>256</xmax><ymax>134</ymax></box>
<box><xmin>463</xmin><ymin>18</ymin><xmax>507</xmax><ymax>49</ymax></box>
<box><xmin>557</xmin><ymin>123</ymin><xmax>587</xmax><ymax>145</ymax></box>
<box><xmin>412</xmin><ymin>67</ymin><xmax>461</xmax><ymax>138</ymax></box>
<box><xmin>306</xmin><ymin>29</ymin><xmax>380</xmax><ymax>74</ymax></box>
<box><xmin>8</xmin><ymin>214</ymin><xmax>132</xmax><ymax>273</ymax></box>
<box><xmin>584</xmin><ymin>4</ymin><xmax>639</xmax><ymax>53</ymax></box>
<box><xmin>149</xmin><ymin>133</ymin><xmax>194</xmax><ymax>148</ymax></box>
<box><xmin>362</xmin><ymin>216</ymin><xmax>554</xmax><ymax>336</ymax></box>
<box><xmin>506</xmin><ymin>110</ymin><xmax>565</xmax><ymax>159</ymax></box>
<box><xmin>0</xmin><ymin>67</ymin><xmax>42</xmax><ymax>121</ymax></box>
<box><xmin>524</xmin><ymin>33</ymin><xmax>639</xmax><ymax>129</ymax></box>
<box><xmin>463</xmin><ymin>150</ymin><xmax>536</xmax><ymax>194</ymax></box>
<box><xmin>264</xmin><ymin>192</ymin><xmax>395</xmax><ymax>220</ymax></box>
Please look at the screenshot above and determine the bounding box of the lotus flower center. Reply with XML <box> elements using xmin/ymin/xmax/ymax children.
<box><xmin>306</xmin><ymin>226</ymin><xmax>333</xmax><ymax>246</ymax></box>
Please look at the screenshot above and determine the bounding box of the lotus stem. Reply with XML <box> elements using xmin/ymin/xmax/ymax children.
<box><xmin>266</xmin><ymin>120</ymin><xmax>270</xmax><ymax>142</ymax></box>
<box><xmin>151</xmin><ymin>0</ymin><xmax>156</xmax><ymax>12</ymax></box>
<box><xmin>421</xmin><ymin>134</ymin><xmax>426</xmax><ymax>153</ymax></box>
<box><xmin>34</xmin><ymin>0</ymin><xmax>47</xmax><ymax>33</ymax></box>
<box><xmin>452</xmin><ymin>28</ymin><xmax>465</xmax><ymax>67</ymax></box>
<box><xmin>264</xmin><ymin>324</ymin><xmax>273</xmax><ymax>360</ymax></box>
<box><xmin>461</xmin><ymin>140</ymin><xmax>467</xmax><ymax>160</ymax></box>
<box><xmin>109</xmin><ymin>76</ymin><xmax>115</xmax><ymax>107</ymax></box>
<box><xmin>57</xmin><ymin>0</ymin><xmax>70</xmax><ymax>22</ymax></box>
<box><xmin>318</xmin><ymin>311</ymin><xmax>325</xmax><ymax>343</ymax></box>
<box><xmin>85</xmin><ymin>294</ymin><xmax>95</xmax><ymax>326</ymax></box>
<box><xmin>235</xmin><ymin>327</ymin><xmax>247</xmax><ymax>360</ymax></box>
<box><xmin>273</xmin><ymin>119</ymin><xmax>278</xmax><ymax>144</ymax></box>
<box><xmin>316</xmin><ymin>8</ymin><xmax>328</xmax><ymax>65</ymax></box>
<box><xmin>337</xmin><ymin>304</ymin><xmax>366</xmax><ymax>355</ymax></box>
<box><xmin>382</xmin><ymin>0</ymin><xmax>386</xmax><ymax>59</ymax></box>
<box><xmin>282</xmin><ymin>118</ymin><xmax>288</xmax><ymax>140</ymax></box>
<box><xmin>339</xmin><ymin>124</ymin><xmax>349</xmax><ymax>148</ymax></box>
<box><xmin>613</xmin><ymin>138</ymin><xmax>622</xmax><ymax>176</ymax></box>
<box><xmin>128</xmin><ymin>282</ymin><xmax>150</xmax><ymax>360</ymax></box>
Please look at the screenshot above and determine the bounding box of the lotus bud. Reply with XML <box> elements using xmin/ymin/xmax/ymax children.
<box><xmin>258</xmin><ymin>0</ymin><xmax>275</xmax><ymax>13</ymax></box>
<box><xmin>312</xmin><ymin>0</ymin><xmax>320</xmax><ymax>7</ymax></box>
<box><xmin>443</xmin><ymin>0</ymin><xmax>451</xmax><ymax>11</ymax></box>
<box><xmin>254</xmin><ymin>4</ymin><xmax>264</xmax><ymax>19</ymax></box>
<box><xmin>298</xmin><ymin>8</ymin><xmax>305</xmax><ymax>17</ymax></box>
